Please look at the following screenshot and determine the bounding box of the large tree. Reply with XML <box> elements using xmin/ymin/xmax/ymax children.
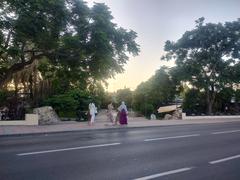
<box><xmin>116</xmin><ymin>88</ymin><xmax>133</xmax><ymax>108</ymax></box>
<box><xmin>0</xmin><ymin>0</ymin><xmax>67</xmax><ymax>84</ymax></box>
<box><xmin>0</xmin><ymin>0</ymin><xmax>139</xmax><ymax>105</ymax></box>
<box><xmin>162</xmin><ymin>18</ymin><xmax>240</xmax><ymax>114</ymax></box>
<box><xmin>133</xmin><ymin>66</ymin><xmax>176</xmax><ymax>116</ymax></box>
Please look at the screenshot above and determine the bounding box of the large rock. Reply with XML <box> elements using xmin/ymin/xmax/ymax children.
<box><xmin>33</xmin><ymin>106</ymin><xmax>60</xmax><ymax>125</ymax></box>
<box><xmin>172</xmin><ymin>109</ymin><xmax>182</xmax><ymax>119</ymax></box>
<box><xmin>164</xmin><ymin>114</ymin><xmax>172</xmax><ymax>120</ymax></box>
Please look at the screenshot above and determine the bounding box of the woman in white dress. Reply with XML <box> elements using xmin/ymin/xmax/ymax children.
<box><xmin>89</xmin><ymin>102</ymin><xmax>97</xmax><ymax>125</ymax></box>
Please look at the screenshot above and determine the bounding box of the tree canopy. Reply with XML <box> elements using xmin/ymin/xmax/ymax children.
<box><xmin>133</xmin><ymin>66</ymin><xmax>176</xmax><ymax>117</ymax></box>
<box><xmin>115</xmin><ymin>88</ymin><xmax>133</xmax><ymax>108</ymax></box>
<box><xmin>0</xmin><ymin>0</ymin><xmax>140</xmax><ymax>106</ymax></box>
<box><xmin>162</xmin><ymin>18</ymin><xmax>240</xmax><ymax>114</ymax></box>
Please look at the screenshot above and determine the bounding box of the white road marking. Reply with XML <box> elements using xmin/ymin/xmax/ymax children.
<box><xmin>144</xmin><ymin>134</ymin><xmax>200</xmax><ymax>142</ymax></box>
<box><xmin>209</xmin><ymin>154</ymin><xmax>240</xmax><ymax>164</ymax></box>
<box><xmin>17</xmin><ymin>143</ymin><xmax>121</xmax><ymax>156</ymax></box>
<box><xmin>212</xmin><ymin>129</ymin><xmax>240</xmax><ymax>135</ymax></box>
<box><xmin>133</xmin><ymin>167</ymin><xmax>194</xmax><ymax>180</ymax></box>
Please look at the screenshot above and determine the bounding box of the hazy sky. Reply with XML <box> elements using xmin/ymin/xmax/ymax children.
<box><xmin>86</xmin><ymin>0</ymin><xmax>240</xmax><ymax>92</ymax></box>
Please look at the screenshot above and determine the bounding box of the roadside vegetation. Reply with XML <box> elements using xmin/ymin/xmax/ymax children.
<box><xmin>1</xmin><ymin>1</ymin><xmax>240</xmax><ymax>119</ymax></box>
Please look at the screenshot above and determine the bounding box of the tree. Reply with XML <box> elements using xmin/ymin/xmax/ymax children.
<box><xmin>44</xmin><ymin>89</ymin><xmax>92</xmax><ymax>118</ymax></box>
<box><xmin>182</xmin><ymin>89</ymin><xmax>206</xmax><ymax>115</ymax></box>
<box><xmin>0</xmin><ymin>0</ymin><xmax>67</xmax><ymax>87</ymax></box>
<box><xmin>116</xmin><ymin>88</ymin><xmax>133</xmax><ymax>108</ymax></box>
<box><xmin>162</xmin><ymin>18</ymin><xmax>240</xmax><ymax>114</ymax></box>
<box><xmin>0</xmin><ymin>0</ymin><xmax>140</xmax><ymax>107</ymax></box>
<box><xmin>149</xmin><ymin>67</ymin><xmax>176</xmax><ymax>105</ymax></box>
<box><xmin>133</xmin><ymin>67</ymin><xmax>176</xmax><ymax>117</ymax></box>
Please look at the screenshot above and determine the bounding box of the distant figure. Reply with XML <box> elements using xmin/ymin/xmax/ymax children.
<box><xmin>17</xmin><ymin>101</ymin><xmax>25</xmax><ymax>120</ymax></box>
<box><xmin>225</xmin><ymin>106</ymin><xmax>228</xmax><ymax>113</ymax></box>
<box><xmin>88</xmin><ymin>102</ymin><xmax>97</xmax><ymax>126</ymax></box>
<box><xmin>0</xmin><ymin>106</ymin><xmax>9</xmax><ymax>120</ymax></box>
<box><xmin>150</xmin><ymin>113</ymin><xmax>156</xmax><ymax>120</ymax></box>
<box><xmin>118</xmin><ymin>101</ymin><xmax>128</xmax><ymax>125</ymax></box>
<box><xmin>107</xmin><ymin>102</ymin><xmax>114</xmax><ymax>123</ymax></box>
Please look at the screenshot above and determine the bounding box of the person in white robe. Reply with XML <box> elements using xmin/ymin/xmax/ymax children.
<box><xmin>89</xmin><ymin>103</ymin><xmax>97</xmax><ymax>125</ymax></box>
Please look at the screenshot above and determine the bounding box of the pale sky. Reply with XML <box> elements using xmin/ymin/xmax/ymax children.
<box><xmin>86</xmin><ymin>0</ymin><xmax>240</xmax><ymax>92</ymax></box>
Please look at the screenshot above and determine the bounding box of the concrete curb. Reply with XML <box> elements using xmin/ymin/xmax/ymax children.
<box><xmin>1</xmin><ymin>121</ymin><xmax>239</xmax><ymax>137</ymax></box>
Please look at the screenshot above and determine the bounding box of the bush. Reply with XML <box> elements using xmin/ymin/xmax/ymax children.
<box><xmin>183</xmin><ymin>89</ymin><xmax>206</xmax><ymax>115</ymax></box>
<box><xmin>43</xmin><ymin>89</ymin><xmax>92</xmax><ymax>118</ymax></box>
<box><xmin>44</xmin><ymin>93</ymin><xmax>78</xmax><ymax>117</ymax></box>
<box><xmin>138</xmin><ymin>103</ymin><xmax>155</xmax><ymax>118</ymax></box>
<box><xmin>0</xmin><ymin>90</ymin><xmax>7</xmax><ymax>106</ymax></box>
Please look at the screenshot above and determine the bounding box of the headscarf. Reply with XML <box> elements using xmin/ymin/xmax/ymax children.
<box><xmin>118</xmin><ymin>101</ymin><xmax>128</xmax><ymax>112</ymax></box>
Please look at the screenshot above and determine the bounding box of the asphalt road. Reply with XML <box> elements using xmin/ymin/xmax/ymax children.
<box><xmin>1</xmin><ymin>122</ymin><xmax>240</xmax><ymax>180</ymax></box>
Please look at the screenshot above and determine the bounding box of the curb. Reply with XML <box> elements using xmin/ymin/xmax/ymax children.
<box><xmin>1</xmin><ymin>121</ymin><xmax>240</xmax><ymax>137</ymax></box>
<box><xmin>0</xmin><ymin>125</ymin><xmax>162</xmax><ymax>137</ymax></box>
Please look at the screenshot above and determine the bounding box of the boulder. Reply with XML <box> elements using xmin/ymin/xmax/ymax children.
<box><xmin>172</xmin><ymin>109</ymin><xmax>182</xmax><ymax>119</ymax></box>
<box><xmin>33</xmin><ymin>106</ymin><xmax>60</xmax><ymax>125</ymax></box>
<box><xmin>164</xmin><ymin>114</ymin><xmax>172</xmax><ymax>120</ymax></box>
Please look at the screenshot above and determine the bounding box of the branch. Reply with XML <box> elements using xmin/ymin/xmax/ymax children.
<box><xmin>0</xmin><ymin>53</ymin><xmax>46</xmax><ymax>88</ymax></box>
<box><xmin>4</xmin><ymin>30</ymin><xmax>12</xmax><ymax>49</ymax></box>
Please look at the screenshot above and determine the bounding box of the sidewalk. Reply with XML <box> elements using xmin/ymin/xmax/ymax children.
<box><xmin>1</xmin><ymin>115</ymin><xmax>240</xmax><ymax>136</ymax></box>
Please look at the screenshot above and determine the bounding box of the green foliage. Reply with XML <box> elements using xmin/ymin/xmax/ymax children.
<box><xmin>44</xmin><ymin>89</ymin><xmax>92</xmax><ymax>117</ymax></box>
<box><xmin>182</xmin><ymin>89</ymin><xmax>206</xmax><ymax>115</ymax></box>
<box><xmin>0</xmin><ymin>0</ymin><xmax>140</xmax><ymax>108</ymax></box>
<box><xmin>162</xmin><ymin>18</ymin><xmax>240</xmax><ymax>114</ymax></box>
<box><xmin>133</xmin><ymin>67</ymin><xmax>176</xmax><ymax>117</ymax></box>
<box><xmin>116</xmin><ymin>88</ymin><xmax>133</xmax><ymax>108</ymax></box>
<box><xmin>100</xmin><ymin>92</ymin><xmax>115</xmax><ymax>108</ymax></box>
<box><xmin>141</xmin><ymin>103</ymin><xmax>154</xmax><ymax>118</ymax></box>
<box><xmin>214</xmin><ymin>88</ymin><xmax>230</xmax><ymax>112</ymax></box>
<box><xmin>44</xmin><ymin>93</ymin><xmax>78</xmax><ymax>116</ymax></box>
<box><xmin>236</xmin><ymin>89</ymin><xmax>240</xmax><ymax>103</ymax></box>
<box><xmin>0</xmin><ymin>90</ymin><xmax>7</xmax><ymax>106</ymax></box>
<box><xmin>68</xmin><ymin>89</ymin><xmax>91</xmax><ymax>110</ymax></box>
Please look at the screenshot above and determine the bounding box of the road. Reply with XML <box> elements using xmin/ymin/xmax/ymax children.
<box><xmin>1</xmin><ymin>122</ymin><xmax>240</xmax><ymax>180</ymax></box>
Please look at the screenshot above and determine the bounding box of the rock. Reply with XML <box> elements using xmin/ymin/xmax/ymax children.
<box><xmin>33</xmin><ymin>106</ymin><xmax>60</xmax><ymax>125</ymax></box>
<box><xmin>172</xmin><ymin>109</ymin><xmax>182</xmax><ymax>119</ymax></box>
<box><xmin>164</xmin><ymin>114</ymin><xmax>172</xmax><ymax>120</ymax></box>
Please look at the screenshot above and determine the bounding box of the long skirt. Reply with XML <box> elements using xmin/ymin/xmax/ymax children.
<box><xmin>119</xmin><ymin>109</ymin><xmax>128</xmax><ymax>125</ymax></box>
<box><xmin>107</xmin><ymin>111</ymin><xmax>114</xmax><ymax>123</ymax></box>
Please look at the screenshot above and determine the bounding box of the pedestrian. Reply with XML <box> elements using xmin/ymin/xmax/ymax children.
<box><xmin>88</xmin><ymin>102</ymin><xmax>97</xmax><ymax>126</ymax></box>
<box><xmin>150</xmin><ymin>113</ymin><xmax>156</xmax><ymax>120</ymax></box>
<box><xmin>0</xmin><ymin>106</ymin><xmax>9</xmax><ymax>120</ymax></box>
<box><xmin>115</xmin><ymin>109</ymin><xmax>120</xmax><ymax>125</ymax></box>
<box><xmin>118</xmin><ymin>101</ymin><xmax>128</xmax><ymax>125</ymax></box>
<box><xmin>107</xmin><ymin>102</ymin><xmax>114</xmax><ymax>123</ymax></box>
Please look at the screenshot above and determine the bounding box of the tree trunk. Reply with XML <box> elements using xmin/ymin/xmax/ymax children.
<box><xmin>29</xmin><ymin>75</ymin><xmax>33</xmax><ymax>100</ymax></box>
<box><xmin>206</xmin><ymin>86</ymin><xmax>216</xmax><ymax>115</ymax></box>
<box><xmin>207</xmin><ymin>100</ymin><xmax>214</xmax><ymax>115</ymax></box>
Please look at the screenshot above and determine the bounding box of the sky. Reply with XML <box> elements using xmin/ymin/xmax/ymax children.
<box><xmin>86</xmin><ymin>0</ymin><xmax>240</xmax><ymax>92</ymax></box>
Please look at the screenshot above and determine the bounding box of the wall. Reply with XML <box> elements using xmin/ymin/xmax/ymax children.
<box><xmin>0</xmin><ymin>114</ymin><xmax>38</xmax><ymax>125</ymax></box>
<box><xmin>182</xmin><ymin>113</ymin><xmax>240</xmax><ymax>120</ymax></box>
